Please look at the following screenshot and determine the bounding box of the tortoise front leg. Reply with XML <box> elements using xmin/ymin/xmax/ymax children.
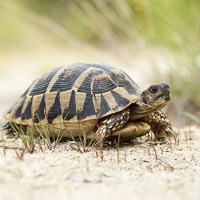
<box><xmin>142</xmin><ymin>110</ymin><xmax>174</xmax><ymax>140</ymax></box>
<box><xmin>95</xmin><ymin>108</ymin><xmax>130</xmax><ymax>144</ymax></box>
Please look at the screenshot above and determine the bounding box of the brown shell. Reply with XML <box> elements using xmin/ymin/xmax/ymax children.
<box><xmin>3</xmin><ymin>63</ymin><xmax>140</xmax><ymax>127</ymax></box>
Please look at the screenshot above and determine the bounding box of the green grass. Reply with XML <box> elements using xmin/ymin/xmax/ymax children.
<box><xmin>35</xmin><ymin>114</ymin><xmax>64</xmax><ymax>150</ymax></box>
<box><xmin>69</xmin><ymin>131</ymin><xmax>95</xmax><ymax>154</ymax></box>
<box><xmin>4</xmin><ymin>117</ymin><xmax>95</xmax><ymax>155</ymax></box>
<box><xmin>9</xmin><ymin>122</ymin><xmax>36</xmax><ymax>153</ymax></box>
<box><xmin>6</xmin><ymin>115</ymin><xmax>65</xmax><ymax>154</ymax></box>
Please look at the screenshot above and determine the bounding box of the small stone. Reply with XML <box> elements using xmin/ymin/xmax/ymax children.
<box><xmin>165</xmin><ymin>148</ymin><xmax>172</xmax><ymax>152</ymax></box>
<box><xmin>103</xmin><ymin>171</ymin><xmax>114</xmax><ymax>177</ymax></box>
<box><xmin>164</xmin><ymin>164</ymin><xmax>174</xmax><ymax>172</ymax></box>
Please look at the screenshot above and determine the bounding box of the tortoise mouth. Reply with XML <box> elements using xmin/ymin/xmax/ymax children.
<box><xmin>164</xmin><ymin>95</ymin><xmax>171</xmax><ymax>101</ymax></box>
<box><xmin>156</xmin><ymin>94</ymin><xmax>170</xmax><ymax>102</ymax></box>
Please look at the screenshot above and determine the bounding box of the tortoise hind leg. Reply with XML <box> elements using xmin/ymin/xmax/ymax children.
<box><xmin>3</xmin><ymin>122</ymin><xmax>14</xmax><ymax>134</ymax></box>
<box><xmin>2</xmin><ymin>122</ymin><xmax>26</xmax><ymax>137</ymax></box>
<box><xmin>95</xmin><ymin>108</ymin><xmax>130</xmax><ymax>144</ymax></box>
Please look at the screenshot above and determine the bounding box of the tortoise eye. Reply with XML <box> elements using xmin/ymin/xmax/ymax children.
<box><xmin>150</xmin><ymin>87</ymin><xmax>158</xmax><ymax>93</ymax></box>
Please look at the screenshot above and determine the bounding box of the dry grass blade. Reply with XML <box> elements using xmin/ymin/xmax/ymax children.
<box><xmin>145</xmin><ymin>144</ymin><xmax>151</xmax><ymax>155</ymax></box>
<box><xmin>36</xmin><ymin>113</ymin><xmax>64</xmax><ymax>150</ymax></box>
<box><xmin>69</xmin><ymin>133</ymin><xmax>83</xmax><ymax>153</ymax></box>
<box><xmin>9</xmin><ymin>122</ymin><xmax>36</xmax><ymax>154</ymax></box>
<box><xmin>5</xmin><ymin>113</ymin><xmax>64</xmax><ymax>154</ymax></box>
<box><xmin>15</xmin><ymin>149</ymin><xmax>24</xmax><ymax>161</ymax></box>
<box><xmin>69</xmin><ymin>131</ymin><xmax>96</xmax><ymax>154</ymax></box>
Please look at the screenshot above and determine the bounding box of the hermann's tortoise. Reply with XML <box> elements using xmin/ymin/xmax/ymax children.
<box><xmin>3</xmin><ymin>63</ymin><xmax>173</xmax><ymax>143</ymax></box>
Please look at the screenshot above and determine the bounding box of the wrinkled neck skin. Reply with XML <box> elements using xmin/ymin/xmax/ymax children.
<box><xmin>129</xmin><ymin>99</ymin><xmax>168</xmax><ymax>121</ymax></box>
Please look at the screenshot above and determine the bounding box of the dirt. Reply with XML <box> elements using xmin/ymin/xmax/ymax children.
<box><xmin>0</xmin><ymin>126</ymin><xmax>199</xmax><ymax>200</ymax></box>
<box><xmin>0</xmin><ymin>49</ymin><xmax>199</xmax><ymax>200</ymax></box>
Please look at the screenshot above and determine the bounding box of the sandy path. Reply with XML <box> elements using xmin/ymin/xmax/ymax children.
<box><xmin>0</xmin><ymin>126</ymin><xmax>199</xmax><ymax>200</ymax></box>
<box><xmin>0</xmin><ymin>49</ymin><xmax>198</xmax><ymax>200</ymax></box>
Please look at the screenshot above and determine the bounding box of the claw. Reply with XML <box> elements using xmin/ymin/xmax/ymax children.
<box><xmin>2</xmin><ymin>122</ymin><xmax>15</xmax><ymax>134</ymax></box>
<box><xmin>6</xmin><ymin>129</ymin><xmax>13</xmax><ymax>134</ymax></box>
<box><xmin>3</xmin><ymin>125</ymin><xmax>10</xmax><ymax>130</ymax></box>
<box><xmin>3</xmin><ymin>122</ymin><xmax>11</xmax><ymax>130</ymax></box>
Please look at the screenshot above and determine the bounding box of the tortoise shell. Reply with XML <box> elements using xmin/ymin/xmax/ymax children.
<box><xmin>3</xmin><ymin>63</ymin><xmax>140</xmax><ymax>127</ymax></box>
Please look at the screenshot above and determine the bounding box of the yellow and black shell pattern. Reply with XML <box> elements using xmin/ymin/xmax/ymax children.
<box><xmin>3</xmin><ymin>63</ymin><xmax>140</xmax><ymax>128</ymax></box>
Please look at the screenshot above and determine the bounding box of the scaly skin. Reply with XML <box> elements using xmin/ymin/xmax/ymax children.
<box><xmin>95</xmin><ymin>82</ymin><xmax>173</xmax><ymax>144</ymax></box>
<box><xmin>95</xmin><ymin>109</ymin><xmax>131</xmax><ymax>144</ymax></box>
<box><xmin>141</xmin><ymin>110</ymin><xmax>174</xmax><ymax>140</ymax></box>
<box><xmin>95</xmin><ymin>109</ymin><xmax>173</xmax><ymax>144</ymax></box>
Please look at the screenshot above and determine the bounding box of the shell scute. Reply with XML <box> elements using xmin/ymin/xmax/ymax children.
<box><xmin>50</xmin><ymin>65</ymin><xmax>88</xmax><ymax>92</ymax></box>
<box><xmin>62</xmin><ymin>90</ymin><xmax>77</xmax><ymax>121</ymax></box>
<box><xmin>45</xmin><ymin>92</ymin><xmax>62</xmax><ymax>124</ymax></box>
<box><xmin>21</xmin><ymin>96</ymin><xmax>33</xmax><ymax>125</ymax></box>
<box><xmin>29</xmin><ymin>67</ymin><xmax>63</xmax><ymax>96</ymax></box>
<box><xmin>32</xmin><ymin>94</ymin><xmax>46</xmax><ymax>123</ymax></box>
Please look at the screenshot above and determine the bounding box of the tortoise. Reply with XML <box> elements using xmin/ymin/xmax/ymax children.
<box><xmin>3</xmin><ymin>63</ymin><xmax>173</xmax><ymax>143</ymax></box>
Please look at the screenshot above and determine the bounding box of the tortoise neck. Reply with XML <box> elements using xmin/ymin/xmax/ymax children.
<box><xmin>129</xmin><ymin>101</ymin><xmax>163</xmax><ymax>120</ymax></box>
<box><xmin>129</xmin><ymin>103</ymin><xmax>151</xmax><ymax>120</ymax></box>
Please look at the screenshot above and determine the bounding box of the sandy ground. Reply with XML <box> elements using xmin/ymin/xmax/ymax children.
<box><xmin>0</xmin><ymin>126</ymin><xmax>199</xmax><ymax>200</ymax></box>
<box><xmin>0</xmin><ymin>48</ymin><xmax>198</xmax><ymax>200</ymax></box>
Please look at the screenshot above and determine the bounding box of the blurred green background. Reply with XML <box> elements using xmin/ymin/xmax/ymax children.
<box><xmin>0</xmin><ymin>0</ymin><xmax>200</xmax><ymax>126</ymax></box>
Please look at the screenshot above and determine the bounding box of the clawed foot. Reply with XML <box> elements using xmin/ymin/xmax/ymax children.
<box><xmin>3</xmin><ymin>122</ymin><xmax>14</xmax><ymax>134</ymax></box>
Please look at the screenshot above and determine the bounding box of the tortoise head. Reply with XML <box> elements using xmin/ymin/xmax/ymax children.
<box><xmin>140</xmin><ymin>82</ymin><xmax>170</xmax><ymax>109</ymax></box>
<box><xmin>131</xmin><ymin>82</ymin><xmax>171</xmax><ymax>119</ymax></box>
